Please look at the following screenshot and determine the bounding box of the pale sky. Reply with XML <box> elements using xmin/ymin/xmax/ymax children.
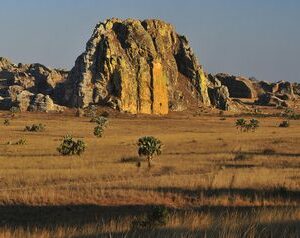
<box><xmin>0</xmin><ymin>0</ymin><xmax>299</xmax><ymax>82</ymax></box>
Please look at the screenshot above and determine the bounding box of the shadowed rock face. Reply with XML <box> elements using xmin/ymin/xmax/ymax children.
<box><xmin>64</xmin><ymin>18</ymin><xmax>210</xmax><ymax>114</ymax></box>
<box><xmin>215</xmin><ymin>73</ymin><xmax>257</xmax><ymax>99</ymax></box>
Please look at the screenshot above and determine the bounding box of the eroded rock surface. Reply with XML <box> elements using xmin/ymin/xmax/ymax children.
<box><xmin>0</xmin><ymin>57</ymin><xmax>67</xmax><ymax>111</ymax></box>
<box><xmin>64</xmin><ymin>18</ymin><xmax>211</xmax><ymax>114</ymax></box>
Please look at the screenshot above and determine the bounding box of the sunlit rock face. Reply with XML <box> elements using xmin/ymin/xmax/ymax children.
<box><xmin>65</xmin><ymin>18</ymin><xmax>210</xmax><ymax>114</ymax></box>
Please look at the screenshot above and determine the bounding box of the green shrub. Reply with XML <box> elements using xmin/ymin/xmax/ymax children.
<box><xmin>235</xmin><ymin>118</ymin><xmax>259</xmax><ymax>132</ymax></box>
<box><xmin>85</xmin><ymin>105</ymin><xmax>97</xmax><ymax>118</ymax></box>
<box><xmin>248</xmin><ymin>119</ymin><xmax>259</xmax><ymax>131</ymax></box>
<box><xmin>10</xmin><ymin>106</ymin><xmax>20</xmax><ymax>117</ymax></box>
<box><xmin>15</xmin><ymin>138</ymin><xmax>26</xmax><ymax>145</ymax></box>
<box><xmin>10</xmin><ymin>106</ymin><xmax>20</xmax><ymax>114</ymax></box>
<box><xmin>90</xmin><ymin>116</ymin><xmax>108</xmax><ymax>126</ymax></box>
<box><xmin>24</xmin><ymin>123</ymin><xmax>46</xmax><ymax>132</ymax></box>
<box><xmin>279</xmin><ymin>120</ymin><xmax>290</xmax><ymax>128</ymax></box>
<box><xmin>138</xmin><ymin>136</ymin><xmax>162</xmax><ymax>167</ymax></box>
<box><xmin>93</xmin><ymin>125</ymin><xmax>104</xmax><ymax>138</ymax></box>
<box><xmin>92</xmin><ymin>116</ymin><xmax>108</xmax><ymax>138</ymax></box>
<box><xmin>235</xmin><ymin>118</ymin><xmax>246</xmax><ymax>131</ymax></box>
<box><xmin>57</xmin><ymin>135</ymin><xmax>86</xmax><ymax>156</ymax></box>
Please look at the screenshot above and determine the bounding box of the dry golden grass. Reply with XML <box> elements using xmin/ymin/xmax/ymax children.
<box><xmin>0</xmin><ymin>108</ymin><xmax>299</xmax><ymax>237</ymax></box>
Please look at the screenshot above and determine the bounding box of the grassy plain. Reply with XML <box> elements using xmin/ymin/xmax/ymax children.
<box><xmin>0</xmin><ymin>108</ymin><xmax>299</xmax><ymax>237</ymax></box>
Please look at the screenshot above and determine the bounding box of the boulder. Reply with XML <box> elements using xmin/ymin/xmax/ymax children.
<box><xmin>15</xmin><ymin>90</ymin><xmax>34</xmax><ymax>111</ymax></box>
<box><xmin>28</xmin><ymin>94</ymin><xmax>57</xmax><ymax>112</ymax></box>
<box><xmin>0</xmin><ymin>57</ymin><xmax>68</xmax><ymax>112</ymax></box>
<box><xmin>215</xmin><ymin>73</ymin><xmax>257</xmax><ymax>99</ymax></box>
<box><xmin>64</xmin><ymin>18</ymin><xmax>211</xmax><ymax>114</ymax></box>
<box><xmin>293</xmin><ymin>83</ymin><xmax>300</xmax><ymax>96</ymax></box>
<box><xmin>8</xmin><ymin>85</ymin><xmax>24</xmax><ymax>101</ymax></box>
<box><xmin>276</xmin><ymin>81</ymin><xmax>294</xmax><ymax>96</ymax></box>
<box><xmin>256</xmin><ymin>92</ymin><xmax>289</xmax><ymax>107</ymax></box>
<box><xmin>207</xmin><ymin>74</ymin><xmax>222</xmax><ymax>87</ymax></box>
<box><xmin>208</xmin><ymin>85</ymin><xmax>231</xmax><ymax>110</ymax></box>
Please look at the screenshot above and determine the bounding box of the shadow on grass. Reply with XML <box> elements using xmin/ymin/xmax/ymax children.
<box><xmin>107</xmin><ymin>186</ymin><xmax>300</xmax><ymax>203</ymax></box>
<box><xmin>166</xmin><ymin>150</ymin><xmax>300</xmax><ymax>158</ymax></box>
<box><xmin>0</xmin><ymin>153</ymin><xmax>58</xmax><ymax>158</ymax></box>
<box><xmin>0</xmin><ymin>204</ymin><xmax>299</xmax><ymax>237</ymax></box>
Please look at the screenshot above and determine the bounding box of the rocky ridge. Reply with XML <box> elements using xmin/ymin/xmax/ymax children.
<box><xmin>0</xmin><ymin>19</ymin><xmax>298</xmax><ymax>114</ymax></box>
<box><xmin>0</xmin><ymin>57</ymin><xmax>67</xmax><ymax>112</ymax></box>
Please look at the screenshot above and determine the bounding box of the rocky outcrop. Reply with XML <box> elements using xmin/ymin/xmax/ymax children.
<box><xmin>255</xmin><ymin>81</ymin><xmax>296</xmax><ymax>107</ymax></box>
<box><xmin>214</xmin><ymin>73</ymin><xmax>257</xmax><ymax>99</ymax></box>
<box><xmin>0</xmin><ymin>57</ymin><xmax>67</xmax><ymax>112</ymax></box>
<box><xmin>293</xmin><ymin>83</ymin><xmax>300</xmax><ymax>96</ymax></box>
<box><xmin>64</xmin><ymin>18</ymin><xmax>211</xmax><ymax>114</ymax></box>
<box><xmin>207</xmin><ymin>74</ymin><xmax>231</xmax><ymax>110</ymax></box>
<box><xmin>208</xmin><ymin>86</ymin><xmax>231</xmax><ymax>110</ymax></box>
<box><xmin>258</xmin><ymin>80</ymin><xmax>294</xmax><ymax>95</ymax></box>
<box><xmin>256</xmin><ymin>92</ymin><xmax>289</xmax><ymax>107</ymax></box>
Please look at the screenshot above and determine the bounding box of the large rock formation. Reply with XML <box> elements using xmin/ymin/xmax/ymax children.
<box><xmin>0</xmin><ymin>57</ymin><xmax>67</xmax><ymax>111</ymax></box>
<box><xmin>214</xmin><ymin>73</ymin><xmax>257</xmax><ymax>99</ymax></box>
<box><xmin>255</xmin><ymin>81</ymin><xmax>296</xmax><ymax>107</ymax></box>
<box><xmin>64</xmin><ymin>18</ymin><xmax>211</xmax><ymax>114</ymax></box>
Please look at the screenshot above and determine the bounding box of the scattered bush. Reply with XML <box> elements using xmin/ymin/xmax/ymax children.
<box><xmin>235</xmin><ymin>118</ymin><xmax>259</xmax><ymax>132</ymax></box>
<box><xmin>249</xmin><ymin>119</ymin><xmax>259</xmax><ymax>130</ymax></box>
<box><xmin>234</xmin><ymin>151</ymin><xmax>253</xmax><ymax>161</ymax></box>
<box><xmin>282</xmin><ymin>108</ymin><xmax>300</xmax><ymax>120</ymax></box>
<box><xmin>90</xmin><ymin>116</ymin><xmax>108</xmax><ymax>126</ymax></box>
<box><xmin>262</xmin><ymin>148</ymin><xmax>276</xmax><ymax>155</ymax></box>
<box><xmin>279</xmin><ymin>121</ymin><xmax>290</xmax><ymax>128</ymax></box>
<box><xmin>24</xmin><ymin>123</ymin><xmax>46</xmax><ymax>132</ymax></box>
<box><xmin>92</xmin><ymin>116</ymin><xmax>108</xmax><ymax>138</ymax></box>
<box><xmin>138</xmin><ymin>136</ymin><xmax>162</xmax><ymax>167</ymax></box>
<box><xmin>10</xmin><ymin>106</ymin><xmax>20</xmax><ymax>117</ymax></box>
<box><xmin>15</xmin><ymin>138</ymin><xmax>26</xmax><ymax>145</ymax></box>
<box><xmin>10</xmin><ymin>106</ymin><xmax>20</xmax><ymax>114</ymax></box>
<box><xmin>93</xmin><ymin>125</ymin><xmax>104</xmax><ymax>138</ymax></box>
<box><xmin>57</xmin><ymin>135</ymin><xmax>86</xmax><ymax>156</ymax></box>
<box><xmin>85</xmin><ymin>105</ymin><xmax>97</xmax><ymax>118</ymax></box>
<box><xmin>132</xmin><ymin>206</ymin><xmax>169</xmax><ymax>229</ymax></box>
<box><xmin>3</xmin><ymin>119</ymin><xmax>10</xmax><ymax>126</ymax></box>
<box><xmin>235</xmin><ymin>118</ymin><xmax>246</xmax><ymax>129</ymax></box>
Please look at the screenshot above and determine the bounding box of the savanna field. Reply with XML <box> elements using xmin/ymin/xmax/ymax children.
<box><xmin>0</xmin><ymin>108</ymin><xmax>299</xmax><ymax>238</ymax></box>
